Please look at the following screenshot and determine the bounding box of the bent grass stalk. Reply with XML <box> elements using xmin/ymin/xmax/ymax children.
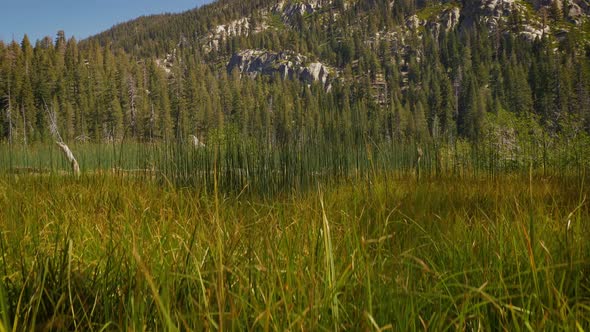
<box><xmin>319</xmin><ymin>188</ymin><xmax>338</xmax><ymax>330</ymax></box>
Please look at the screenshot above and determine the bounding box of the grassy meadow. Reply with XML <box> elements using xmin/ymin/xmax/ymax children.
<box><xmin>0</xmin><ymin>140</ymin><xmax>588</xmax><ymax>330</ymax></box>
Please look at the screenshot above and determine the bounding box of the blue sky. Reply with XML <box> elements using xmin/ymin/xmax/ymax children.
<box><xmin>0</xmin><ymin>0</ymin><xmax>212</xmax><ymax>43</ymax></box>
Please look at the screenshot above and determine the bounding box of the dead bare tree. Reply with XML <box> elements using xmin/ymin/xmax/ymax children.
<box><xmin>56</xmin><ymin>141</ymin><xmax>80</xmax><ymax>175</ymax></box>
<box><xmin>416</xmin><ymin>146</ymin><xmax>423</xmax><ymax>180</ymax></box>
<box><xmin>21</xmin><ymin>103</ymin><xmax>27</xmax><ymax>146</ymax></box>
<box><xmin>45</xmin><ymin>102</ymin><xmax>80</xmax><ymax>176</ymax></box>
<box><xmin>149</xmin><ymin>103</ymin><xmax>155</xmax><ymax>142</ymax></box>
<box><xmin>4</xmin><ymin>87</ymin><xmax>13</xmax><ymax>145</ymax></box>
<box><xmin>190</xmin><ymin>134</ymin><xmax>205</xmax><ymax>148</ymax></box>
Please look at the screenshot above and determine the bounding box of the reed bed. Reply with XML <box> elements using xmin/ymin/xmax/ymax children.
<box><xmin>0</xmin><ymin>171</ymin><xmax>588</xmax><ymax>330</ymax></box>
<box><xmin>0</xmin><ymin>137</ymin><xmax>588</xmax><ymax>330</ymax></box>
<box><xmin>0</xmin><ymin>137</ymin><xmax>587</xmax><ymax>196</ymax></box>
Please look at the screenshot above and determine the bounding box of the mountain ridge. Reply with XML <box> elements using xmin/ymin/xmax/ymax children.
<box><xmin>87</xmin><ymin>0</ymin><xmax>590</xmax><ymax>57</ymax></box>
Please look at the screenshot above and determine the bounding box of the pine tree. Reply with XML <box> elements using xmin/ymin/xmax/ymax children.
<box><xmin>20</xmin><ymin>74</ymin><xmax>35</xmax><ymax>143</ymax></box>
<box><xmin>102</xmin><ymin>43</ymin><xmax>123</xmax><ymax>139</ymax></box>
<box><xmin>413</xmin><ymin>101</ymin><xmax>429</xmax><ymax>141</ymax></box>
<box><xmin>458</xmin><ymin>73</ymin><xmax>481</xmax><ymax>140</ymax></box>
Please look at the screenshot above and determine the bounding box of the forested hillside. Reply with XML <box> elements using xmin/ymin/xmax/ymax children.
<box><xmin>1</xmin><ymin>0</ymin><xmax>589</xmax><ymax>146</ymax></box>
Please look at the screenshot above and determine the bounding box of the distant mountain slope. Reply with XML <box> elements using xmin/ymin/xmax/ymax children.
<box><xmin>85</xmin><ymin>0</ymin><xmax>590</xmax><ymax>105</ymax></box>
<box><xmin>83</xmin><ymin>0</ymin><xmax>278</xmax><ymax>56</ymax></box>
<box><xmin>87</xmin><ymin>0</ymin><xmax>590</xmax><ymax>59</ymax></box>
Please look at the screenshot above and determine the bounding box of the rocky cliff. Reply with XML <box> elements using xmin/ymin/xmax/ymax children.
<box><xmin>227</xmin><ymin>49</ymin><xmax>333</xmax><ymax>89</ymax></box>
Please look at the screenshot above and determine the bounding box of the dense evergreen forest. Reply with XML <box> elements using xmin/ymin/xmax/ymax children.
<box><xmin>1</xmin><ymin>0</ymin><xmax>589</xmax><ymax>147</ymax></box>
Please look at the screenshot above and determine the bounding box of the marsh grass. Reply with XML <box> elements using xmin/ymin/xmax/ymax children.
<box><xmin>0</xmin><ymin>136</ymin><xmax>588</xmax><ymax>330</ymax></box>
<box><xmin>0</xmin><ymin>172</ymin><xmax>587</xmax><ymax>330</ymax></box>
<box><xmin>0</xmin><ymin>137</ymin><xmax>588</xmax><ymax>191</ymax></box>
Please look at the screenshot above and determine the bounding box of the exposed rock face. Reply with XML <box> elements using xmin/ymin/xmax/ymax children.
<box><xmin>461</xmin><ymin>0</ymin><xmax>555</xmax><ymax>41</ymax></box>
<box><xmin>156</xmin><ymin>51</ymin><xmax>177</xmax><ymax>75</ymax></box>
<box><xmin>569</xmin><ymin>2</ymin><xmax>585</xmax><ymax>20</ymax></box>
<box><xmin>198</xmin><ymin>0</ymin><xmax>588</xmax><ymax>56</ymax></box>
<box><xmin>301</xmin><ymin>62</ymin><xmax>330</xmax><ymax>86</ymax></box>
<box><xmin>282</xmin><ymin>2</ymin><xmax>317</xmax><ymax>17</ymax></box>
<box><xmin>456</xmin><ymin>0</ymin><xmax>589</xmax><ymax>41</ymax></box>
<box><xmin>462</xmin><ymin>0</ymin><xmax>515</xmax><ymax>30</ymax></box>
<box><xmin>405</xmin><ymin>6</ymin><xmax>461</xmax><ymax>37</ymax></box>
<box><xmin>564</xmin><ymin>0</ymin><xmax>590</xmax><ymax>23</ymax></box>
<box><xmin>227</xmin><ymin>49</ymin><xmax>300</xmax><ymax>79</ymax></box>
<box><xmin>227</xmin><ymin>49</ymin><xmax>332</xmax><ymax>89</ymax></box>
<box><xmin>406</xmin><ymin>15</ymin><xmax>422</xmax><ymax>30</ymax></box>
<box><xmin>479</xmin><ymin>0</ymin><xmax>515</xmax><ymax>16</ymax></box>
<box><xmin>202</xmin><ymin>18</ymin><xmax>269</xmax><ymax>52</ymax></box>
<box><xmin>202</xmin><ymin>1</ymin><xmax>336</xmax><ymax>52</ymax></box>
<box><xmin>273</xmin><ymin>0</ymin><xmax>331</xmax><ymax>15</ymax></box>
<box><xmin>439</xmin><ymin>7</ymin><xmax>461</xmax><ymax>32</ymax></box>
<box><xmin>214</xmin><ymin>18</ymin><xmax>252</xmax><ymax>38</ymax></box>
<box><xmin>520</xmin><ymin>24</ymin><xmax>550</xmax><ymax>42</ymax></box>
<box><xmin>272</xmin><ymin>0</ymin><xmax>334</xmax><ymax>25</ymax></box>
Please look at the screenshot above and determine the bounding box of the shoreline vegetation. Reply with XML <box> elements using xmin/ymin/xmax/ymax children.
<box><xmin>0</xmin><ymin>135</ymin><xmax>588</xmax><ymax>193</ymax></box>
<box><xmin>0</xmin><ymin>139</ymin><xmax>588</xmax><ymax>330</ymax></box>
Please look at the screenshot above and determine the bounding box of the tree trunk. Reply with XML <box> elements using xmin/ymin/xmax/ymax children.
<box><xmin>56</xmin><ymin>141</ymin><xmax>80</xmax><ymax>176</ymax></box>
